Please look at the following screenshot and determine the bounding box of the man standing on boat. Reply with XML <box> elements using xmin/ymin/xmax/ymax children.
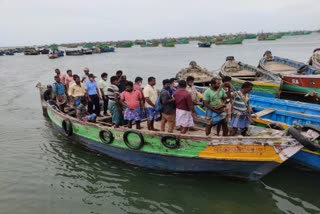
<box><xmin>81</xmin><ymin>67</ymin><xmax>90</xmax><ymax>83</ymax></box>
<box><xmin>160</xmin><ymin>79</ymin><xmax>176</xmax><ymax>133</ymax></box>
<box><xmin>68</xmin><ymin>75</ymin><xmax>86</xmax><ymax>106</ymax></box>
<box><xmin>143</xmin><ymin>77</ymin><xmax>159</xmax><ymax>131</ymax></box>
<box><xmin>85</xmin><ymin>74</ymin><xmax>101</xmax><ymax>117</ymax></box>
<box><xmin>121</xmin><ymin>81</ymin><xmax>144</xmax><ymax>129</ymax></box>
<box><xmin>52</xmin><ymin>75</ymin><xmax>67</xmax><ymax>112</ymax></box>
<box><xmin>203</xmin><ymin>78</ymin><xmax>229</xmax><ymax>136</ymax></box>
<box><xmin>65</xmin><ymin>69</ymin><xmax>74</xmax><ymax>90</ymax></box>
<box><xmin>186</xmin><ymin>76</ymin><xmax>198</xmax><ymax>104</ymax></box>
<box><xmin>229</xmin><ymin>82</ymin><xmax>253</xmax><ymax>136</ymax></box>
<box><xmin>173</xmin><ymin>80</ymin><xmax>195</xmax><ymax>134</ymax></box>
<box><xmin>98</xmin><ymin>72</ymin><xmax>109</xmax><ymax>116</ymax></box>
<box><xmin>107</xmin><ymin>76</ymin><xmax>123</xmax><ymax>128</ymax></box>
<box><xmin>55</xmin><ymin>69</ymin><xmax>65</xmax><ymax>85</ymax></box>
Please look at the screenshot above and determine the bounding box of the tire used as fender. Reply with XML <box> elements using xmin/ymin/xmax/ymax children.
<box><xmin>123</xmin><ymin>130</ymin><xmax>144</xmax><ymax>150</ymax></box>
<box><xmin>161</xmin><ymin>135</ymin><xmax>180</xmax><ymax>149</ymax></box>
<box><xmin>287</xmin><ymin>127</ymin><xmax>320</xmax><ymax>151</ymax></box>
<box><xmin>62</xmin><ymin>119</ymin><xmax>73</xmax><ymax>136</ymax></box>
<box><xmin>99</xmin><ymin>130</ymin><xmax>114</xmax><ymax>144</ymax></box>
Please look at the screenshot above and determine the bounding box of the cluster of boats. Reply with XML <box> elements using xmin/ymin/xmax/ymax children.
<box><xmin>36</xmin><ymin>49</ymin><xmax>320</xmax><ymax>181</ymax></box>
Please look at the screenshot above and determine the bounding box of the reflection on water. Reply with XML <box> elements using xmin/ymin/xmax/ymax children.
<box><xmin>0</xmin><ymin>34</ymin><xmax>320</xmax><ymax>213</ymax></box>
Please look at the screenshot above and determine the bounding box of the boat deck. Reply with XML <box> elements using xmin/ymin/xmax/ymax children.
<box><xmin>264</xmin><ymin>62</ymin><xmax>297</xmax><ymax>74</ymax></box>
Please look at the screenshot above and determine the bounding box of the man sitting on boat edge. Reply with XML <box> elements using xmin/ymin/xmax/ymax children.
<box><xmin>76</xmin><ymin>97</ymin><xmax>96</xmax><ymax>123</ymax></box>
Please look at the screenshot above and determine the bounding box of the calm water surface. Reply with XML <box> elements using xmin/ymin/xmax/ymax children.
<box><xmin>0</xmin><ymin>34</ymin><xmax>320</xmax><ymax>214</ymax></box>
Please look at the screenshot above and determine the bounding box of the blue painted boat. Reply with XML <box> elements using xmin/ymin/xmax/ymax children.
<box><xmin>100</xmin><ymin>47</ymin><xmax>115</xmax><ymax>53</ymax></box>
<box><xmin>5</xmin><ymin>52</ymin><xmax>14</xmax><ymax>56</ymax></box>
<box><xmin>195</xmin><ymin>86</ymin><xmax>320</xmax><ymax>127</ymax></box>
<box><xmin>291</xmin><ymin>149</ymin><xmax>320</xmax><ymax>170</ymax></box>
<box><xmin>198</xmin><ymin>42</ymin><xmax>211</xmax><ymax>48</ymax></box>
<box><xmin>0</xmin><ymin>52</ymin><xmax>5</xmax><ymax>56</ymax></box>
<box><xmin>260</xmin><ymin>55</ymin><xmax>320</xmax><ymax>75</ymax></box>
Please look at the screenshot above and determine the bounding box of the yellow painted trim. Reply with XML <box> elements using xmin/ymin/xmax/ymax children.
<box><xmin>199</xmin><ymin>145</ymin><xmax>283</xmax><ymax>163</ymax></box>
<box><xmin>301</xmin><ymin>148</ymin><xmax>320</xmax><ymax>156</ymax></box>
<box><xmin>233</xmin><ymin>79</ymin><xmax>279</xmax><ymax>87</ymax></box>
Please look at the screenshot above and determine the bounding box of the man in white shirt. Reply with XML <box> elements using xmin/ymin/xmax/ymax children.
<box><xmin>143</xmin><ymin>77</ymin><xmax>159</xmax><ymax>131</ymax></box>
<box><xmin>98</xmin><ymin>72</ymin><xmax>109</xmax><ymax>116</ymax></box>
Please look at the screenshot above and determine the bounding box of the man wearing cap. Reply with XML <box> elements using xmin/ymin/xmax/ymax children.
<box><xmin>85</xmin><ymin>74</ymin><xmax>101</xmax><ymax>117</ymax></box>
<box><xmin>81</xmin><ymin>67</ymin><xmax>90</xmax><ymax>83</ymax></box>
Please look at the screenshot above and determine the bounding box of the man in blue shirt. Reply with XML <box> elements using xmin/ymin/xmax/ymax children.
<box><xmin>52</xmin><ymin>75</ymin><xmax>67</xmax><ymax>112</ymax></box>
<box><xmin>85</xmin><ymin>74</ymin><xmax>101</xmax><ymax>116</ymax></box>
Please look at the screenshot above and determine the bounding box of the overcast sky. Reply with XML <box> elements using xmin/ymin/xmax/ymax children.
<box><xmin>0</xmin><ymin>0</ymin><xmax>319</xmax><ymax>46</ymax></box>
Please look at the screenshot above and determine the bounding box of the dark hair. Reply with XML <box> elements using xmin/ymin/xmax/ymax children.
<box><xmin>101</xmin><ymin>72</ymin><xmax>108</xmax><ymax>78</ymax></box>
<box><xmin>148</xmin><ymin>76</ymin><xmax>155</xmax><ymax>82</ymax></box>
<box><xmin>55</xmin><ymin>68</ymin><xmax>60</xmax><ymax>72</ymax></box>
<box><xmin>222</xmin><ymin>76</ymin><xmax>232</xmax><ymax>83</ymax></box>
<box><xmin>54</xmin><ymin>75</ymin><xmax>60</xmax><ymax>79</ymax></box>
<box><xmin>210</xmin><ymin>77</ymin><xmax>220</xmax><ymax>85</ymax></box>
<box><xmin>162</xmin><ymin>79</ymin><xmax>170</xmax><ymax>85</ymax></box>
<box><xmin>66</xmin><ymin>69</ymin><xmax>72</xmax><ymax>74</ymax></box>
<box><xmin>73</xmin><ymin>74</ymin><xmax>80</xmax><ymax>80</ymax></box>
<box><xmin>135</xmin><ymin>76</ymin><xmax>143</xmax><ymax>83</ymax></box>
<box><xmin>110</xmin><ymin>76</ymin><xmax>119</xmax><ymax>83</ymax></box>
<box><xmin>178</xmin><ymin>80</ymin><xmax>187</xmax><ymax>88</ymax></box>
<box><xmin>186</xmin><ymin>76</ymin><xmax>194</xmax><ymax>82</ymax></box>
<box><xmin>241</xmin><ymin>81</ymin><xmax>254</xmax><ymax>89</ymax></box>
<box><xmin>116</xmin><ymin>70</ymin><xmax>123</xmax><ymax>75</ymax></box>
<box><xmin>125</xmin><ymin>81</ymin><xmax>133</xmax><ymax>87</ymax></box>
<box><xmin>169</xmin><ymin>78</ymin><xmax>177</xmax><ymax>84</ymax></box>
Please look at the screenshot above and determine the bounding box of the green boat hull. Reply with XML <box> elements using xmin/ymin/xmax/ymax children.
<box><xmin>215</xmin><ymin>37</ymin><xmax>244</xmax><ymax>45</ymax></box>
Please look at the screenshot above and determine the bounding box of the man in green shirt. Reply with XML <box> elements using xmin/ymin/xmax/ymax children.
<box><xmin>203</xmin><ymin>78</ymin><xmax>229</xmax><ymax>136</ymax></box>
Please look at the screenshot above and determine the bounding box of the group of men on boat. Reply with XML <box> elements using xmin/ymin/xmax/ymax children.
<box><xmin>44</xmin><ymin>67</ymin><xmax>254</xmax><ymax>136</ymax></box>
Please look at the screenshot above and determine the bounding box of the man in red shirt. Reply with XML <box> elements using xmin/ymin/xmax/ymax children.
<box><xmin>173</xmin><ymin>80</ymin><xmax>195</xmax><ymax>134</ymax></box>
<box><xmin>121</xmin><ymin>81</ymin><xmax>144</xmax><ymax>129</ymax></box>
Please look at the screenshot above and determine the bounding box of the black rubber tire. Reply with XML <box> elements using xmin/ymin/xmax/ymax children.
<box><xmin>161</xmin><ymin>135</ymin><xmax>180</xmax><ymax>149</ymax></box>
<box><xmin>99</xmin><ymin>130</ymin><xmax>114</xmax><ymax>144</ymax></box>
<box><xmin>123</xmin><ymin>130</ymin><xmax>144</xmax><ymax>150</ymax></box>
<box><xmin>287</xmin><ymin>127</ymin><xmax>320</xmax><ymax>151</ymax></box>
<box><xmin>302</xmin><ymin>124</ymin><xmax>320</xmax><ymax>134</ymax></box>
<box><xmin>62</xmin><ymin>119</ymin><xmax>73</xmax><ymax>136</ymax></box>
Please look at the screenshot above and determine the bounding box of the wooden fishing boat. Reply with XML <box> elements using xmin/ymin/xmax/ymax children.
<box><xmin>244</xmin><ymin>34</ymin><xmax>256</xmax><ymax>39</ymax></box>
<box><xmin>193</xmin><ymin>91</ymin><xmax>319</xmax><ymax>171</ymax></box>
<box><xmin>162</xmin><ymin>41</ymin><xmax>175</xmax><ymax>47</ymax></box>
<box><xmin>176</xmin><ymin>39</ymin><xmax>189</xmax><ymax>44</ymax></box>
<box><xmin>198</xmin><ymin>42</ymin><xmax>212</xmax><ymax>48</ymax></box>
<box><xmin>176</xmin><ymin>61</ymin><xmax>215</xmax><ymax>86</ymax></box>
<box><xmin>220</xmin><ymin>56</ymin><xmax>281</xmax><ymax>98</ymax></box>
<box><xmin>115</xmin><ymin>42</ymin><xmax>134</xmax><ymax>48</ymax></box>
<box><xmin>36</xmin><ymin>84</ymin><xmax>301</xmax><ymax>181</ymax></box>
<box><xmin>65</xmin><ymin>49</ymin><xmax>83</xmax><ymax>56</ymax></box>
<box><xmin>215</xmin><ymin>37</ymin><xmax>244</xmax><ymax>45</ymax></box>
<box><xmin>140</xmin><ymin>42</ymin><xmax>159</xmax><ymax>47</ymax></box>
<box><xmin>48</xmin><ymin>51</ymin><xmax>64</xmax><ymax>59</ymax></box>
<box><xmin>257</xmin><ymin>34</ymin><xmax>277</xmax><ymax>41</ymax></box>
<box><xmin>259</xmin><ymin>53</ymin><xmax>320</xmax><ymax>97</ymax></box>
<box><xmin>100</xmin><ymin>47</ymin><xmax>115</xmax><ymax>52</ymax></box>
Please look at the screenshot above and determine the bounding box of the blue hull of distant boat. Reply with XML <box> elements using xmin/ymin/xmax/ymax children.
<box><xmin>291</xmin><ymin>149</ymin><xmax>320</xmax><ymax>170</ymax></box>
<box><xmin>100</xmin><ymin>48</ymin><xmax>115</xmax><ymax>53</ymax></box>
